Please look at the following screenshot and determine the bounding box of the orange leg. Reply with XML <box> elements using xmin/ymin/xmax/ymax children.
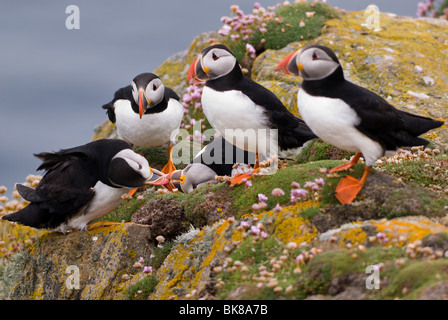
<box><xmin>128</xmin><ymin>188</ymin><xmax>138</xmax><ymax>196</ymax></box>
<box><xmin>329</xmin><ymin>152</ymin><xmax>362</xmax><ymax>174</ymax></box>
<box><xmin>161</xmin><ymin>144</ymin><xmax>176</xmax><ymax>174</ymax></box>
<box><xmin>253</xmin><ymin>154</ymin><xmax>260</xmax><ymax>170</ymax></box>
<box><xmin>334</xmin><ymin>166</ymin><xmax>371</xmax><ymax>205</ymax></box>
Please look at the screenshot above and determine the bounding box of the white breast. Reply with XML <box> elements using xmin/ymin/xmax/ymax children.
<box><xmin>201</xmin><ymin>87</ymin><xmax>275</xmax><ymax>155</ymax></box>
<box><xmin>297</xmin><ymin>88</ymin><xmax>385</xmax><ymax>166</ymax></box>
<box><xmin>53</xmin><ymin>181</ymin><xmax>129</xmax><ymax>233</ymax></box>
<box><xmin>114</xmin><ymin>99</ymin><xmax>183</xmax><ymax>147</ymax></box>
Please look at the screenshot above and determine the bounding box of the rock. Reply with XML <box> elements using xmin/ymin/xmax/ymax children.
<box><xmin>131</xmin><ymin>198</ymin><xmax>189</xmax><ymax>242</ymax></box>
<box><xmin>3</xmin><ymin>223</ymin><xmax>154</xmax><ymax>300</ymax></box>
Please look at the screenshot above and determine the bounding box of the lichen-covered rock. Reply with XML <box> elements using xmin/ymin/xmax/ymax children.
<box><xmin>3</xmin><ymin>223</ymin><xmax>153</xmax><ymax>300</ymax></box>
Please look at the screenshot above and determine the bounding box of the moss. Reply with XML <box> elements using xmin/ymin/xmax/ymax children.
<box><xmin>295</xmin><ymin>139</ymin><xmax>354</xmax><ymax>164</ymax></box>
<box><xmin>383</xmin><ymin>186</ymin><xmax>446</xmax><ymax>219</ymax></box>
<box><xmin>151</xmin><ymin>241</ymin><xmax>173</xmax><ymax>269</ymax></box>
<box><xmin>127</xmin><ymin>276</ymin><xmax>158</xmax><ymax>300</ymax></box>
<box><xmin>250</xmin><ymin>2</ymin><xmax>340</xmax><ymax>51</ymax></box>
<box><xmin>382</xmin><ymin>259</ymin><xmax>448</xmax><ymax>299</ymax></box>
<box><xmin>296</xmin><ymin>247</ymin><xmax>403</xmax><ymax>298</ymax></box>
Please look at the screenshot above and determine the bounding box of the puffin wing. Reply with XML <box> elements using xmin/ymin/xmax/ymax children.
<box><xmin>33</xmin><ymin>152</ymin><xmax>98</xmax><ymax>216</ymax></box>
<box><xmin>101</xmin><ymin>85</ymin><xmax>134</xmax><ymax>123</ymax></box>
<box><xmin>339</xmin><ymin>81</ymin><xmax>443</xmax><ymax>149</ymax></box>
<box><xmin>238</xmin><ymin>78</ymin><xmax>317</xmax><ymax>149</ymax></box>
<box><xmin>164</xmin><ymin>87</ymin><xmax>180</xmax><ymax>101</ymax></box>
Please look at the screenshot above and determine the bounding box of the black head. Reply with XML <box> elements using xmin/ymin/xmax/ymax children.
<box><xmin>131</xmin><ymin>73</ymin><xmax>165</xmax><ymax>118</ymax></box>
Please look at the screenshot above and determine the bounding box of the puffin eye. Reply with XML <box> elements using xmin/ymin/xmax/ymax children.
<box><xmin>153</xmin><ymin>84</ymin><xmax>157</xmax><ymax>91</ymax></box>
<box><xmin>312</xmin><ymin>52</ymin><xmax>319</xmax><ymax>60</ymax></box>
<box><xmin>212</xmin><ymin>52</ymin><xmax>219</xmax><ymax>61</ymax></box>
<box><xmin>138</xmin><ymin>163</ymin><xmax>142</xmax><ymax>170</ymax></box>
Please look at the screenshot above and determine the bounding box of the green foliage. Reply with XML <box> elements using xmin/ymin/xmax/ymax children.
<box><xmin>295</xmin><ymin>139</ymin><xmax>353</xmax><ymax>164</ymax></box>
<box><xmin>383</xmin><ymin>186</ymin><xmax>446</xmax><ymax>219</ymax></box>
<box><xmin>382</xmin><ymin>259</ymin><xmax>448</xmax><ymax>299</ymax></box>
<box><xmin>127</xmin><ymin>276</ymin><xmax>158</xmax><ymax>300</ymax></box>
<box><xmin>250</xmin><ymin>2</ymin><xmax>339</xmax><ymax>51</ymax></box>
<box><xmin>151</xmin><ymin>242</ymin><xmax>173</xmax><ymax>269</ymax></box>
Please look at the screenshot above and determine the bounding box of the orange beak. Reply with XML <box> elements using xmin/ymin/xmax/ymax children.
<box><xmin>276</xmin><ymin>50</ymin><xmax>300</xmax><ymax>76</ymax></box>
<box><xmin>187</xmin><ymin>56</ymin><xmax>209</xmax><ymax>84</ymax></box>
<box><xmin>138</xmin><ymin>90</ymin><xmax>145</xmax><ymax>119</ymax></box>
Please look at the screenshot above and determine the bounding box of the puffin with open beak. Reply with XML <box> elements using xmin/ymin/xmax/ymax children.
<box><xmin>277</xmin><ymin>44</ymin><xmax>444</xmax><ymax>204</ymax></box>
<box><xmin>187</xmin><ymin>44</ymin><xmax>317</xmax><ymax>184</ymax></box>
<box><xmin>165</xmin><ymin>136</ymin><xmax>256</xmax><ymax>193</ymax></box>
<box><xmin>102</xmin><ymin>73</ymin><xmax>183</xmax><ymax>175</ymax></box>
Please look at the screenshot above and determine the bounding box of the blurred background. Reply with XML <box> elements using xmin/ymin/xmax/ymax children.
<box><xmin>0</xmin><ymin>0</ymin><xmax>424</xmax><ymax>193</ymax></box>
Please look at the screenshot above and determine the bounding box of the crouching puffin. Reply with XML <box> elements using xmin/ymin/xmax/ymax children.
<box><xmin>187</xmin><ymin>44</ymin><xmax>317</xmax><ymax>165</ymax></box>
<box><xmin>166</xmin><ymin>136</ymin><xmax>256</xmax><ymax>193</ymax></box>
<box><xmin>277</xmin><ymin>44</ymin><xmax>444</xmax><ymax>204</ymax></box>
<box><xmin>1</xmin><ymin>139</ymin><xmax>166</xmax><ymax>232</ymax></box>
<box><xmin>102</xmin><ymin>73</ymin><xmax>183</xmax><ymax>174</ymax></box>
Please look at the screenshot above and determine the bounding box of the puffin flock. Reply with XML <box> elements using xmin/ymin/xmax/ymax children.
<box><xmin>2</xmin><ymin>42</ymin><xmax>443</xmax><ymax>232</ymax></box>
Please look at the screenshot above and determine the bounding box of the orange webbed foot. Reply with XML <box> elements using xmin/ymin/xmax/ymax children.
<box><xmin>334</xmin><ymin>166</ymin><xmax>371</xmax><ymax>204</ymax></box>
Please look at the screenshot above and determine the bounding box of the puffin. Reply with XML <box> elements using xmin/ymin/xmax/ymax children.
<box><xmin>276</xmin><ymin>44</ymin><xmax>444</xmax><ymax>204</ymax></box>
<box><xmin>187</xmin><ymin>44</ymin><xmax>317</xmax><ymax>163</ymax></box>
<box><xmin>102</xmin><ymin>73</ymin><xmax>183</xmax><ymax>174</ymax></box>
<box><xmin>1</xmin><ymin>139</ymin><xmax>166</xmax><ymax>232</ymax></box>
<box><xmin>166</xmin><ymin>136</ymin><xmax>256</xmax><ymax>193</ymax></box>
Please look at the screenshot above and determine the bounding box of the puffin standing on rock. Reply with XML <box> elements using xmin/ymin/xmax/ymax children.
<box><xmin>187</xmin><ymin>44</ymin><xmax>317</xmax><ymax>174</ymax></box>
<box><xmin>277</xmin><ymin>44</ymin><xmax>444</xmax><ymax>204</ymax></box>
<box><xmin>102</xmin><ymin>73</ymin><xmax>183</xmax><ymax>174</ymax></box>
<box><xmin>1</xmin><ymin>139</ymin><xmax>167</xmax><ymax>232</ymax></box>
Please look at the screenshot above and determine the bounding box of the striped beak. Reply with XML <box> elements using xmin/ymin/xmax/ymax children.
<box><xmin>276</xmin><ymin>49</ymin><xmax>301</xmax><ymax>76</ymax></box>
<box><xmin>187</xmin><ymin>55</ymin><xmax>209</xmax><ymax>84</ymax></box>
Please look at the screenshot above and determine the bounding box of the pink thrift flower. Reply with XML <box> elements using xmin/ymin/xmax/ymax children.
<box><xmin>291</xmin><ymin>181</ymin><xmax>300</xmax><ymax>189</ymax></box>
<box><xmin>258</xmin><ymin>193</ymin><xmax>268</xmax><ymax>202</ymax></box>
<box><xmin>258</xmin><ymin>202</ymin><xmax>267</xmax><ymax>209</ymax></box>
<box><xmin>143</xmin><ymin>266</ymin><xmax>152</xmax><ymax>274</ymax></box>
<box><xmin>251</xmin><ymin>225</ymin><xmax>260</xmax><ymax>235</ymax></box>
<box><xmin>274</xmin><ymin>203</ymin><xmax>282</xmax><ymax>212</ymax></box>
<box><xmin>271</xmin><ymin>188</ymin><xmax>285</xmax><ymax>197</ymax></box>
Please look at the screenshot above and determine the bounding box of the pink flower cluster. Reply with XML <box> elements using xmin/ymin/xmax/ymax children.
<box><xmin>417</xmin><ymin>0</ymin><xmax>437</xmax><ymax>17</ymax></box>
<box><xmin>290</xmin><ymin>178</ymin><xmax>325</xmax><ymax>203</ymax></box>
<box><xmin>182</xmin><ymin>84</ymin><xmax>203</xmax><ymax>110</ymax></box>
<box><xmin>238</xmin><ymin>219</ymin><xmax>269</xmax><ymax>239</ymax></box>
<box><xmin>218</xmin><ymin>3</ymin><xmax>276</xmax><ymax>43</ymax></box>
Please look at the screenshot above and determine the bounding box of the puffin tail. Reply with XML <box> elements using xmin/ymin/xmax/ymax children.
<box><xmin>400</xmin><ymin>111</ymin><xmax>444</xmax><ymax>136</ymax></box>
<box><xmin>396</xmin><ymin>111</ymin><xmax>444</xmax><ymax>146</ymax></box>
<box><xmin>2</xmin><ymin>204</ymin><xmax>47</xmax><ymax>229</ymax></box>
